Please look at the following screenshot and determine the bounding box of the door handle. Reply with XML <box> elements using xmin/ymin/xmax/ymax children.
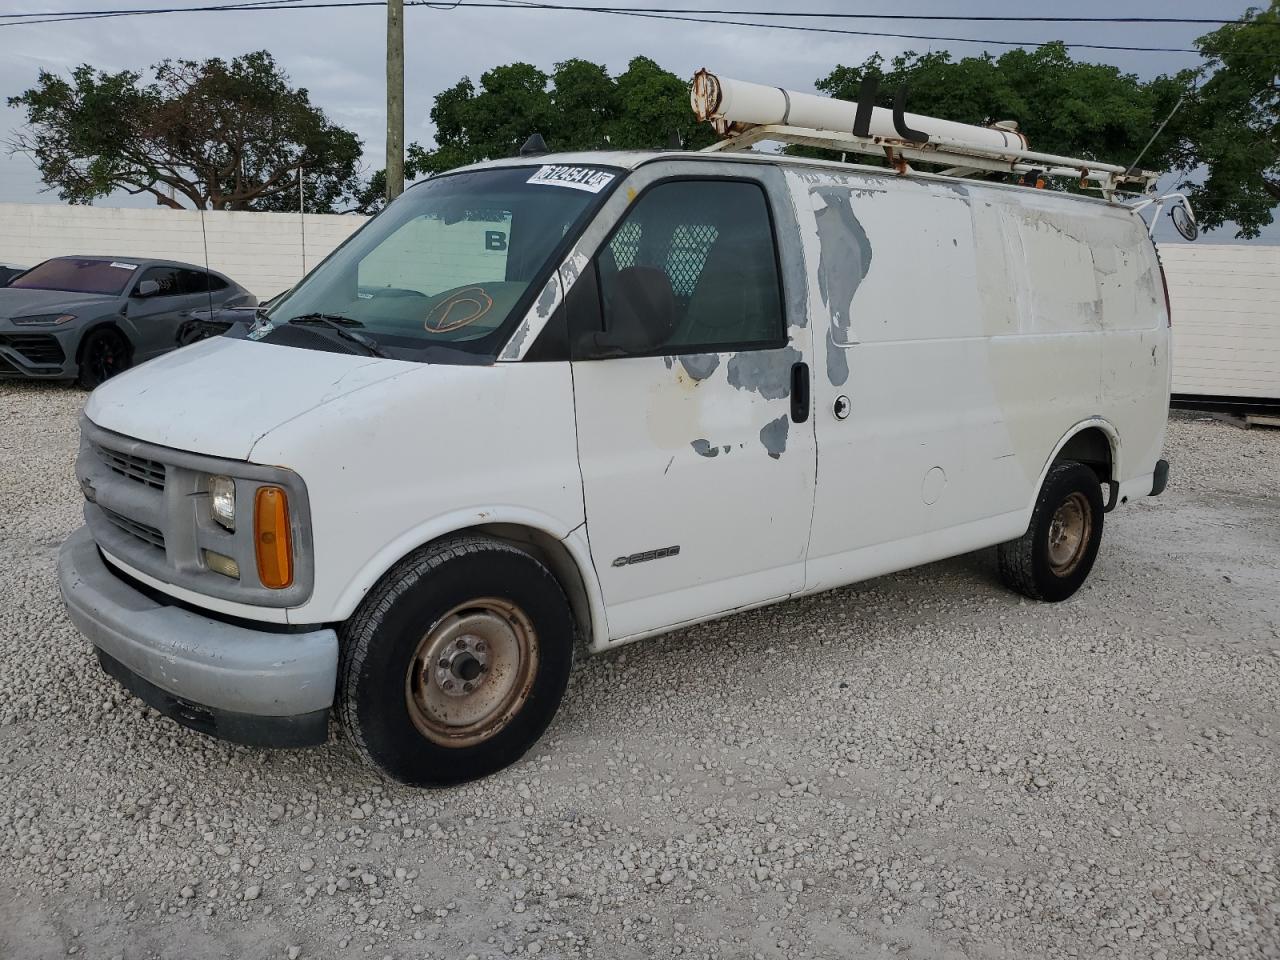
<box><xmin>790</xmin><ymin>362</ymin><xmax>810</xmax><ymax>424</ymax></box>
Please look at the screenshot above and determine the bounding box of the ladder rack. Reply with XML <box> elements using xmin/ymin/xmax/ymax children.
<box><xmin>691</xmin><ymin>70</ymin><xmax>1159</xmax><ymax>199</ymax></box>
<box><xmin>702</xmin><ymin>123</ymin><xmax>1157</xmax><ymax>198</ymax></box>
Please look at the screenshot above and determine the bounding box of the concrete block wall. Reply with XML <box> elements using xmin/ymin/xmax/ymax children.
<box><xmin>0</xmin><ymin>203</ymin><xmax>367</xmax><ymax>300</ymax></box>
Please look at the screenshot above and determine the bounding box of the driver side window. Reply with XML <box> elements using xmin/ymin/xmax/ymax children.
<box><xmin>585</xmin><ymin>179</ymin><xmax>785</xmax><ymax>359</ymax></box>
<box><xmin>134</xmin><ymin>266</ymin><xmax>181</xmax><ymax>298</ymax></box>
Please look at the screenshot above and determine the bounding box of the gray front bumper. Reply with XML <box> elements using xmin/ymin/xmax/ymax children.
<box><xmin>58</xmin><ymin>526</ymin><xmax>338</xmax><ymax>745</ymax></box>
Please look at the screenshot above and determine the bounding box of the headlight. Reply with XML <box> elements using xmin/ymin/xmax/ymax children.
<box><xmin>208</xmin><ymin>475</ymin><xmax>236</xmax><ymax>531</ymax></box>
<box><xmin>11</xmin><ymin>313</ymin><xmax>76</xmax><ymax>326</ymax></box>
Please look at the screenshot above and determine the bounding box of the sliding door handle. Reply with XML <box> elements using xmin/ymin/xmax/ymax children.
<box><xmin>790</xmin><ymin>361</ymin><xmax>810</xmax><ymax>424</ymax></box>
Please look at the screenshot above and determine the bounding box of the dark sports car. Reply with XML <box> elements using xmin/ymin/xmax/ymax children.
<box><xmin>0</xmin><ymin>256</ymin><xmax>255</xmax><ymax>388</ymax></box>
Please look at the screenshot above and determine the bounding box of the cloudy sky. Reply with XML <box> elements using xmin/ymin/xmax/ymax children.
<box><xmin>0</xmin><ymin>0</ymin><xmax>1272</xmax><ymax>240</ymax></box>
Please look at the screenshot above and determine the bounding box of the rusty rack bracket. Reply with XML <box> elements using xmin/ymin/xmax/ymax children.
<box><xmin>701</xmin><ymin>124</ymin><xmax>1159</xmax><ymax>199</ymax></box>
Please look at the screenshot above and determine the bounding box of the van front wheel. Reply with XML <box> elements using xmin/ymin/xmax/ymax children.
<box><xmin>997</xmin><ymin>462</ymin><xmax>1104</xmax><ymax>602</ymax></box>
<box><xmin>338</xmin><ymin>535</ymin><xmax>575</xmax><ymax>786</ymax></box>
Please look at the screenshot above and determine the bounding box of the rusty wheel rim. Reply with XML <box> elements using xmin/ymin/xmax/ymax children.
<box><xmin>405</xmin><ymin>598</ymin><xmax>538</xmax><ymax>747</ymax></box>
<box><xmin>1047</xmin><ymin>492</ymin><xmax>1091</xmax><ymax>577</ymax></box>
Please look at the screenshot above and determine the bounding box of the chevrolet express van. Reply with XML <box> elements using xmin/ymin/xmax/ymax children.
<box><xmin>58</xmin><ymin>116</ymin><xmax>1173</xmax><ymax>784</ymax></box>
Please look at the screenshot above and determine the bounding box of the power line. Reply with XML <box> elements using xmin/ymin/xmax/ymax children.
<box><xmin>0</xmin><ymin>3</ymin><xmax>1247</xmax><ymax>24</ymax></box>
<box><xmin>1</xmin><ymin>0</ymin><xmax>1260</xmax><ymax>54</ymax></box>
<box><xmin>0</xmin><ymin>0</ymin><xmax>309</xmax><ymax>28</ymax></box>
<box><xmin>471</xmin><ymin>1</ymin><xmax>1207</xmax><ymax>53</ymax></box>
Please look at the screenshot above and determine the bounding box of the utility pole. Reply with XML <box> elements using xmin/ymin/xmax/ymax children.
<box><xmin>385</xmin><ymin>0</ymin><xmax>405</xmax><ymax>203</ymax></box>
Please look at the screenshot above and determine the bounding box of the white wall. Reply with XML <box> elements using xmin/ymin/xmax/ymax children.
<box><xmin>0</xmin><ymin>202</ymin><xmax>367</xmax><ymax>300</ymax></box>
<box><xmin>2</xmin><ymin>203</ymin><xmax>1276</xmax><ymax>401</ymax></box>
<box><xmin>1161</xmin><ymin>243</ymin><xmax>1280</xmax><ymax>400</ymax></box>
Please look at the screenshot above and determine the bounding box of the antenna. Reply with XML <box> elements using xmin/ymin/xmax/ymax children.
<box><xmin>198</xmin><ymin>204</ymin><xmax>214</xmax><ymax>319</ymax></box>
<box><xmin>519</xmin><ymin>133</ymin><xmax>549</xmax><ymax>157</ymax></box>
<box><xmin>1124</xmin><ymin>93</ymin><xmax>1185</xmax><ymax>180</ymax></box>
<box><xmin>298</xmin><ymin>165</ymin><xmax>307</xmax><ymax>277</ymax></box>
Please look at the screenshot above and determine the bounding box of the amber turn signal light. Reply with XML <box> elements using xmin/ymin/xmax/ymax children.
<box><xmin>254</xmin><ymin>486</ymin><xmax>293</xmax><ymax>589</ymax></box>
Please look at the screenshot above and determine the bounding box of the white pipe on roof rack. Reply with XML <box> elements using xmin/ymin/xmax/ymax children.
<box><xmin>691</xmin><ymin>69</ymin><xmax>1027</xmax><ymax>152</ymax></box>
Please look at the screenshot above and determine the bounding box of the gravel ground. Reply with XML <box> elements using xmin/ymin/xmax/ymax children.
<box><xmin>1</xmin><ymin>380</ymin><xmax>1278</xmax><ymax>960</ymax></box>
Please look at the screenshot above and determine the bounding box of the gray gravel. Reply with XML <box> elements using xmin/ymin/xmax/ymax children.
<box><xmin>2</xmin><ymin>382</ymin><xmax>1278</xmax><ymax>960</ymax></box>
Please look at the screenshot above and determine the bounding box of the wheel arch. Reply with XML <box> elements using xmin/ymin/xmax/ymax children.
<box><xmin>74</xmin><ymin>320</ymin><xmax>135</xmax><ymax>366</ymax></box>
<box><xmin>331</xmin><ymin>512</ymin><xmax>608</xmax><ymax>656</ymax></box>
<box><xmin>1030</xmin><ymin>418</ymin><xmax>1120</xmax><ymax>513</ymax></box>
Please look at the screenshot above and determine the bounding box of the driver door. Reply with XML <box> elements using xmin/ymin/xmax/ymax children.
<box><xmin>568</xmin><ymin>171</ymin><xmax>816</xmax><ymax>641</ymax></box>
<box><xmin>124</xmin><ymin>266</ymin><xmax>208</xmax><ymax>360</ymax></box>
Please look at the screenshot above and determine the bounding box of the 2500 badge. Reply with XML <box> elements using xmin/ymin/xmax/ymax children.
<box><xmin>612</xmin><ymin>545</ymin><xmax>681</xmax><ymax>568</ymax></box>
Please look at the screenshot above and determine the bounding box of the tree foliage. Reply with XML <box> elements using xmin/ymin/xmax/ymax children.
<box><xmin>811</xmin><ymin>44</ymin><xmax>1186</xmax><ymax>187</ymax></box>
<box><xmin>1183</xmin><ymin>1</ymin><xmax>1280</xmax><ymax>238</ymax></box>
<box><xmin>358</xmin><ymin>56</ymin><xmax>714</xmax><ymax>212</ymax></box>
<box><xmin>8</xmin><ymin>51</ymin><xmax>363</xmax><ymax>212</ymax></box>
<box><xmin>812</xmin><ymin>28</ymin><xmax>1279</xmax><ymax>239</ymax></box>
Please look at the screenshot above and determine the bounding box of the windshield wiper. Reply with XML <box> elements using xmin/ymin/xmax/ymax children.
<box><xmin>287</xmin><ymin>314</ymin><xmax>387</xmax><ymax>357</ymax></box>
<box><xmin>290</xmin><ymin>312</ymin><xmax>365</xmax><ymax>327</ymax></box>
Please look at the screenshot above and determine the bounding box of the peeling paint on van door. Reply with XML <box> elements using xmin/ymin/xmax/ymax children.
<box><xmin>568</xmin><ymin>163</ymin><xmax>817</xmax><ymax>642</ymax></box>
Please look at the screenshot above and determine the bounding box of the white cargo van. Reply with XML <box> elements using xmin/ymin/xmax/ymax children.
<box><xmin>58</xmin><ymin>77</ymin><xmax>1175</xmax><ymax>785</ymax></box>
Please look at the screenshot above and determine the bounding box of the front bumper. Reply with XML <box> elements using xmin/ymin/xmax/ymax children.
<box><xmin>0</xmin><ymin>329</ymin><xmax>75</xmax><ymax>378</ymax></box>
<box><xmin>57</xmin><ymin>526</ymin><xmax>337</xmax><ymax>747</ymax></box>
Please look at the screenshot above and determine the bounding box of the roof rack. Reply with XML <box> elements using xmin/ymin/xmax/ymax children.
<box><xmin>690</xmin><ymin>69</ymin><xmax>1159</xmax><ymax>199</ymax></box>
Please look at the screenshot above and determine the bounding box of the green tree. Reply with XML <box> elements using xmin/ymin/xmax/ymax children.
<box><xmin>608</xmin><ymin>56</ymin><xmax>716</xmax><ymax>151</ymax></box>
<box><xmin>360</xmin><ymin>56</ymin><xmax>715</xmax><ymax>211</ymax></box>
<box><xmin>1182</xmin><ymin>1</ymin><xmax>1280</xmax><ymax>238</ymax></box>
<box><xmin>8</xmin><ymin>51</ymin><xmax>363</xmax><ymax>212</ymax></box>
<box><xmin>811</xmin><ymin>44</ymin><xmax>1187</xmax><ymax>182</ymax></box>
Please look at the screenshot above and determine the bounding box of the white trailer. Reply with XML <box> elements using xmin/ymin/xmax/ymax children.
<box><xmin>1162</xmin><ymin>243</ymin><xmax>1280</xmax><ymax>407</ymax></box>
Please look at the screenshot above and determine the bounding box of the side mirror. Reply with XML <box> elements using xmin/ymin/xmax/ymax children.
<box><xmin>134</xmin><ymin>279</ymin><xmax>160</xmax><ymax>298</ymax></box>
<box><xmin>576</xmin><ymin>266</ymin><xmax>677</xmax><ymax>359</ymax></box>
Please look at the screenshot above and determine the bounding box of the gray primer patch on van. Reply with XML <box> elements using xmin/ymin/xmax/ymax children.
<box><xmin>759</xmin><ymin>415</ymin><xmax>789</xmax><ymax>460</ymax></box>
<box><xmin>679</xmin><ymin>354</ymin><xmax>720</xmax><ymax>381</ymax></box>
<box><xmin>726</xmin><ymin>345</ymin><xmax>801</xmax><ymax>399</ymax></box>
<box><xmin>813</xmin><ymin>187</ymin><xmax>873</xmax><ymax>387</ymax></box>
<box><xmin>534</xmin><ymin>276</ymin><xmax>559</xmax><ymax>317</ymax></box>
<box><xmin>691</xmin><ymin>439</ymin><xmax>719</xmax><ymax>458</ymax></box>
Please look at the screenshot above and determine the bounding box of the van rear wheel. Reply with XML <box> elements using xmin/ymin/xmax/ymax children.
<box><xmin>997</xmin><ymin>462</ymin><xmax>1104</xmax><ymax>602</ymax></box>
<box><xmin>338</xmin><ymin>535</ymin><xmax>575</xmax><ymax>786</ymax></box>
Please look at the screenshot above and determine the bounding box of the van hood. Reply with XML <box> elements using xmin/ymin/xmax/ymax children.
<box><xmin>85</xmin><ymin>337</ymin><xmax>424</xmax><ymax>460</ymax></box>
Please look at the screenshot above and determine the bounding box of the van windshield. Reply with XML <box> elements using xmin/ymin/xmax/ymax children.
<box><xmin>263</xmin><ymin>165</ymin><xmax>620</xmax><ymax>361</ymax></box>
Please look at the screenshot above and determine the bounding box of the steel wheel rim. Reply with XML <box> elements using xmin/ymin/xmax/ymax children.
<box><xmin>405</xmin><ymin>598</ymin><xmax>539</xmax><ymax>747</ymax></box>
<box><xmin>1047</xmin><ymin>492</ymin><xmax>1091</xmax><ymax>576</ymax></box>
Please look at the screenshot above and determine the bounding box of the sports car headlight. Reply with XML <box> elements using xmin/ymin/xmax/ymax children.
<box><xmin>11</xmin><ymin>313</ymin><xmax>76</xmax><ymax>326</ymax></box>
<box><xmin>208</xmin><ymin>474</ymin><xmax>236</xmax><ymax>531</ymax></box>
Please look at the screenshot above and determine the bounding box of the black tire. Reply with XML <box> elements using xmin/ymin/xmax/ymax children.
<box><xmin>338</xmin><ymin>535</ymin><xmax>575</xmax><ymax>786</ymax></box>
<box><xmin>997</xmin><ymin>461</ymin><xmax>1104</xmax><ymax>602</ymax></box>
<box><xmin>77</xmin><ymin>327</ymin><xmax>132</xmax><ymax>389</ymax></box>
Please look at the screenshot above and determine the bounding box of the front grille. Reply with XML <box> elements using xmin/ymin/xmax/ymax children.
<box><xmin>101</xmin><ymin>506</ymin><xmax>165</xmax><ymax>550</ymax></box>
<box><xmin>0</xmin><ymin>355</ymin><xmax>17</xmax><ymax>374</ymax></box>
<box><xmin>0</xmin><ymin>333</ymin><xmax>64</xmax><ymax>365</ymax></box>
<box><xmin>93</xmin><ymin>444</ymin><xmax>167</xmax><ymax>490</ymax></box>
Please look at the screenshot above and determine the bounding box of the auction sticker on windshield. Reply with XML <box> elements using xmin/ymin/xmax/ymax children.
<box><xmin>527</xmin><ymin>165</ymin><xmax>615</xmax><ymax>193</ymax></box>
<box><xmin>109</xmin><ymin>262</ymin><xmax>138</xmax><ymax>270</ymax></box>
